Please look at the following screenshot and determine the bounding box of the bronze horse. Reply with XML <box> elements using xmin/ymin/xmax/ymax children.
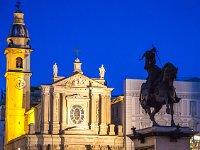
<box><xmin>139</xmin><ymin>62</ymin><xmax>181</xmax><ymax>126</ymax></box>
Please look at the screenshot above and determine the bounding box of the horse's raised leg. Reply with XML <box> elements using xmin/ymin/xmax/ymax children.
<box><xmin>170</xmin><ymin>103</ymin><xmax>175</xmax><ymax>126</ymax></box>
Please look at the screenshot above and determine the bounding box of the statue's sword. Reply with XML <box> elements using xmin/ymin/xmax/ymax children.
<box><xmin>155</xmin><ymin>50</ymin><xmax>163</xmax><ymax>67</ymax></box>
<box><xmin>152</xmin><ymin>45</ymin><xmax>163</xmax><ymax>67</ymax></box>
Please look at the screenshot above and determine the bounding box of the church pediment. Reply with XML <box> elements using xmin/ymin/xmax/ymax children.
<box><xmin>52</xmin><ymin>73</ymin><xmax>106</xmax><ymax>88</ymax></box>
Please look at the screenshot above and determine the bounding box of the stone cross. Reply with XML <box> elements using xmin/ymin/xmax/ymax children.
<box><xmin>15</xmin><ymin>0</ymin><xmax>21</xmax><ymax>11</ymax></box>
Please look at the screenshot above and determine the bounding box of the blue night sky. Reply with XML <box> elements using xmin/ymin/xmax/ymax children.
<box><xmin>0</xmin><ymin>0</ymin><xmax>200</xmax><ymax>95</ymax></box>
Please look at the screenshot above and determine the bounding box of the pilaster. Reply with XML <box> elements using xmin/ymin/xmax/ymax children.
<box><xmin>106</xmin><ymin>94</ymin><xmax>111</xmax><ymax>124</ymax></box>
<box><xmin>41</xmin><ymin>90</ymin><xmax>50</xmax><ymax>134</ymax></box>
<box><xmin>61</xmin><ymin>93</ymin><xmax>66</xmax><ymax>132</ymax></box>
<box><xmin>99</xmin><ymin>94</ymin><xmax>108</xmax><ymax>135</ymax></box>
<box><xmin>51</xmin><ymin>92</ymin><xmax>60</xmax><ymax>134</ymax></box>
<box><xmin>90</xmin><ymin>94</ymin><xmax>99</xmax><ymax>134</ymax></box>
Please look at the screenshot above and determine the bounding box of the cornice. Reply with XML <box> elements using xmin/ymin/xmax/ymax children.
<box><xmin>125</xmin><ymin>91</ymin><xmax>200</xmax><ymax>99</ymax></box>
<box><xmin>4</xmin><ymin>48</ymin><xmax>32</xmax><ymax>54</ymax></box>
<box><xmin>178</xmin><ymin>94</ymin><xmax>200</xmax><ymax>99</ymax></box>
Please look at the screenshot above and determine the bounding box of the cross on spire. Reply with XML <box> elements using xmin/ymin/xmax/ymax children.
<box><xmin>73</xmin><ymin>48</ymin><xmax>81</xmax><ymax>58</ymax></box>
<box><xmin>15</xmin><ymin>0</ymin><xmax>21</xmax><ymax>11</ymax></box>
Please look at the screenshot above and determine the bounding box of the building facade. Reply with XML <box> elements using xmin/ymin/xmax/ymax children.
<box><xmin>4</xmin><ymin>8</ymin><xmax>124</xmax><ymax>150</ymax></box>
<box><xmin>111</xmin><ymin>96</ymin><xmax>124</xmax><ymax>127</ymax></box>
<box><xmin>123</xmin><ymin>79</ymin><xmax>200</xmax><ymax>149</ymax></box>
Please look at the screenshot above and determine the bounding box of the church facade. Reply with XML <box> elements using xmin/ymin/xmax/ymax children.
<box><xmin>4</xmin><ymin>9</ymin><xmax>124</xmax><ymax>150</ymax></box>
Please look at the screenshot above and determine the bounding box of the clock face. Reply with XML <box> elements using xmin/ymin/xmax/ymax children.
<box><xmin>70</xmin><ymin>105</ymin><xmax>84</xmax><ymax>124</ymax></box>
<box><xmin>15</xmin><ymin>78</ymin><xmax>26</xmax><ymax>89</ymax></box>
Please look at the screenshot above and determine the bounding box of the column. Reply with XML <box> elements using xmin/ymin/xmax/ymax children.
<box><xmin>90</xmin><ymin>94</ymin><xmax>99</xmax><ymax>134</ymax></box>
<box><xmin>52</xmin><ymin>92</ymin><xmax>60</xmax><ymax>134</ymax></box>
<box><xmin>41</xmin><ymin>92</ymin><xmax>50</xmax><ymax>134</ymax></box>
<box><xmin>100</xmin><ymin>94</ymin><xmax>108</xmax><ymax>135</ymax></box>
<box><xmin>118</xmin><ymin>125</ymin><xmax>123</xmax><ymax>136</ymax></box>
<box><xmin>61</xmin><ymin>93</ymin><xmax>66</xmax><ymax>132</ymax></box>
<box><xmin>106</xmin><ymin>95</ymin><xmax>111</xmax><ymax>124</ymax></box>
<box><xmin>109</xmin><ymin>124</ymin><xmax>115</xmax><ymax>135</ymax></box>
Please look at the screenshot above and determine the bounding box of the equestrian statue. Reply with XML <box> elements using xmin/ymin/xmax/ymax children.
<box><xmin>139</xmin><ymin>46</ymin><xmax>181</xmax><ymax>126</ymax></box>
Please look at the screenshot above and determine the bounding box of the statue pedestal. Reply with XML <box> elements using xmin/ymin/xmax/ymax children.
<box><xmin>128</xmin><ymin>126</ymin><xmax>195</xmax><ymax>150</ymax></box>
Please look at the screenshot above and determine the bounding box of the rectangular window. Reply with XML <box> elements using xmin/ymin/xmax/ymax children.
<box><xmin>190</xmin><ymin>101</ymin><xmax>197</xmax><ymax>116</ymax></box>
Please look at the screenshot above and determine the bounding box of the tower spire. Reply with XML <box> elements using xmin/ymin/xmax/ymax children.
<box><xmin>7</xmin><ymin>3</ymin><xmax>30</xmax><ymax>49</ymax></box>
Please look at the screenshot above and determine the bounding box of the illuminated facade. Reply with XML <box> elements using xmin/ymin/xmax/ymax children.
<box><xmin>4</xmin><ymin>9</ymin><xmax>33</xmax><ymax>145</ymax></box>
<box><xmin>4</xmin><ymin>9</ymin><xmax>124</xmax><ymax>150</ymax></box>
<box><xmin>111</xmin><ymin>96</ymin><xmax>124</xmax><ymax>126</ymax></box>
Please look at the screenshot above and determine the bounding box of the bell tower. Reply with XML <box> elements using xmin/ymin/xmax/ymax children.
<box><xmin>4</xmin><ymin>5</ymin><xmax>32</xmax><ymax>144</ymax></box>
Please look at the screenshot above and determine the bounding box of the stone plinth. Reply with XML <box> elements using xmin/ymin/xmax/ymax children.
<box><xmin>128</xmin><ymin>126</ymin><xmax>195</xmax><ymax>150</ymax></box>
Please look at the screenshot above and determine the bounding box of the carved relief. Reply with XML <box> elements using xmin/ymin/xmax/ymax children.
<box><xmin>157</xmin><ymin>117</ymin><xmax>167</xmax><ymax>126</ymax></box>
<box><xmin>41</xmin><ymin>86</ymin><xmax>50</xmax><ymax>94</ymax></box>
<box><xmin>70</xmin><ymin>105</ymin><xmax>85</xmax><ymax>124</ymax></box>
<box><xmin>174</xmin><ymin>116</ymin><xmax>183</xmax><ymax>126</ymax></box>
<box><xmin>91</xmin><ymin>145</ymin><xmax>100</xmax><ymax>150</ymax></box>
<box><xmin>100</xmin><ymin>145</ymin><xmax>108</xmax><ymax>150</ymax></box>
<box><xmin>109</xmin><ymin>146</ymin><xmax>119</xmax><ymax>150</ymax></box>
<box><xmin>65</xmin><ymin>94</ymin><xmax>87</xmax><ymax>99</ymax></box>
<box><xmin>65</xmin><ymin>77</ymin><xmax>87</xmax><ymax>88</ymax></box>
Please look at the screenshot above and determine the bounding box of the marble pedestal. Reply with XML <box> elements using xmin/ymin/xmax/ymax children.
<box><xmin>128</xmin><ymin>126</ymin><xmax>195</xmax><ymax>150</ymax></box>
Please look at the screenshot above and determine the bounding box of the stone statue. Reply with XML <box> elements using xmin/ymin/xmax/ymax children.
<box><xmin>53</xmin><ymin>63</ymin><xmax>58</xmax><ymax>77</ymax></box>
<box><xmin>139</xmin><ymin>47</ymin><xmax>181</xmax><ymax>126</ymax></box>
<box><xmin>99</xmin><ymin>64</ymin><xmax>106</xmax><ymax>79</ymax></box>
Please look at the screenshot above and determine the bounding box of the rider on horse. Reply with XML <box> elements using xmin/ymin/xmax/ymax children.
<box><xmin>140</xmin><ymin>47</ymin><xmax>171</xmax><ymax>113</ymax></box>
<box><xmin>139</xmin><ymin>47</ymin><xmax>181</xmax><ymax>126</ymax></box>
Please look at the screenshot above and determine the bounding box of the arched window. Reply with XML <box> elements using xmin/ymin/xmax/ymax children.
<box><xmin>16</xmin><ymin>57</ymin><xmax>23</xmax><ymax>68</ymax></box>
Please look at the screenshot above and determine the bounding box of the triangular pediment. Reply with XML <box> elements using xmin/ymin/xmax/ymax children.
<box><xmin>52</xmin><ymin>73</ymin><xmax>106</xmax><ymax>88</ymax></box>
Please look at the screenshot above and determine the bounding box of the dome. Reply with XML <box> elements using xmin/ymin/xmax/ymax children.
<box><xmin>8</xmin><ymin>11</ymin><xmax>29</xmax><ymax>38</ymax></box>
<box><xmin>9</xmin><ymin>24</ymin><xmax>29</xmax><ymax>38</ymax></box>
<box><xmin>6</xmin><ymin>11</ymin><xmax>31</xmax><ymax>48</ymax></box>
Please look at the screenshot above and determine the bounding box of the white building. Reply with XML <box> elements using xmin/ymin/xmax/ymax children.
<box><xmin>123</xmin><ymin>79</ymin><xmax>200</xmax><ymax>149</ymax></box>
